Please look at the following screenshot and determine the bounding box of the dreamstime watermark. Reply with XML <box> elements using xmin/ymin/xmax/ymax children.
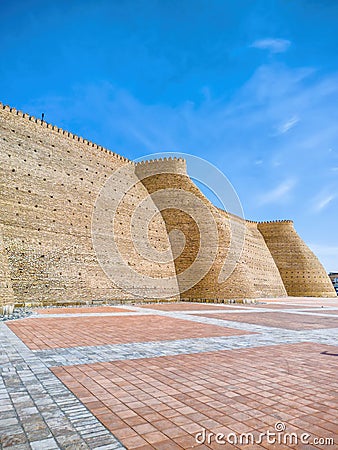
<box><xmin>91</xmin><ymin>152</ymin><xmax>245</xmax><ymax>299</ymax></box>
<box><xmin>195</xmin><ymin>422</ymin><xmax>335</xmax><ymax>446</ymax></box>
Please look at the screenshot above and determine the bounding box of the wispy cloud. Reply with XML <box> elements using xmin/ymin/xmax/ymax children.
<box><xmin>24</xmin><ymin>60</ymin><xmax>338</xmax><ymax>238</ymax></box>
<box><xmin>258</xmin><ymin>179</ymin><xmax>296</xmax><ymax>205</ymax></box>
<box><xmin>313</xmin><ymin>193</ymin><xmax>336</xmax><ymax>213</ymax></box>
<box><xmin>250</xmin><ymin>38</ymin><xmax>291</xmax><ymax>53</ymax></box>
<box><xmin>276</xmin><ymin>115</ymin><xmax>299</xmax><ymax>134</ymax></box>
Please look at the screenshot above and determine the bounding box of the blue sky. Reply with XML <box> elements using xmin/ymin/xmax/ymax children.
<box><xmin>1</xmin><ymin>0</ymin><xmax>337</xmax><ymax>271</ymax></box>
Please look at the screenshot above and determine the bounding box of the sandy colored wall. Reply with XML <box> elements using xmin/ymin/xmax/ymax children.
<box><xmin>257</xmin><ymin>221</ymin><xmax>336</xmax><ymax>297</ymax></box>
<box><xmin>1</xmin><ymin>102</ymin><xmax>334</xmax><ymax>307</ymax></box>
<box><xmin>0</xmin><ymin>104</ymin><xmax>177</xmax><ymax>306</ymax></box>
<box><xmin>135</xmin><ymin>159</ymin><xmax>287</xmax><ymax>300</ymax></box>
<box><xmin>0</xmin><ymin>224</ymin><xmax>15</xmax><ymax>309</ymax></box>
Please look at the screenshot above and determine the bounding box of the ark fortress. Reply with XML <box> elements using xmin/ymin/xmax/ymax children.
<box><xmin>0</xmin><ymin>103</ymin><xmax>335</xmax><ymax>311</ymax></box>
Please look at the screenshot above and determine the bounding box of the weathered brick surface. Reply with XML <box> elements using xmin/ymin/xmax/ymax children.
<box><xmin>0</xmin><ymin>105</ymin><xmax>176</xmax><ymax>306</ymax></box>
<box><xmin>258</xmin><ymin>221</ymin><xmax>336</xmax><ymax>297</ymax></box>
<box><xmin>0</xmin><ymin>102</ymin><xmax>335</xmax><ymax>308</ymax></box>
<box><xmin>136</xmin><ymin>161</ymin><xmax>287</xmax><ymax>300</ymax></box>
<box><xmin>0</xmin><ymin>224</ymin><xmax>15</xmax><ymax>308</ymax></box>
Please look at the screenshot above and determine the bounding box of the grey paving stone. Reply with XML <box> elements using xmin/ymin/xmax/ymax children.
<box><xmin>30</xmin><ymin>437</ymin><xmax>59</xmax><ymax>449</ymax></box>
<box><xmin>0</xmin><ymin>323</ymin><xmax>125</xmax><ymax>450</ymax></box>
<box><xmin>4</xmin><ymin>445</ymin><xmax>31</xmax><ymax>450</ymax></box>
<box><xmin>55</xmin><ymin>435</ymin><xmax>89</xmax><ymax>449</ymax></box>
<box><xmin>0</xmin><ymin>417</ymin><xmax>19</xmax><ymax>428</ymax></box>
<box><xmin>0</xmin><ymin>430</ymin><xmax>27</xmax><ymax>448</ymax></box>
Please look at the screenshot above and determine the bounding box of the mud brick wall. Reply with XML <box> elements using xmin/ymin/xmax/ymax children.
<box><xmin>0</xmin><ymin>224</ymin><xmax>15</xmax><ymax>307</ymax></box>
<box><xmin>136</xmin><ymin>160</ymin><xmax>287</xmax><ymax>300</ymax></box>
<box><xmin>0</xmin><ymin>104</ymin><xmax>177</xmax><ymax>306</ymax></box>
<box><xmin>258</xmin><ymin>221</ymin><xmax>336</xmax><ymax>297</ymax></box>
<box><xmin>0</xmin><ymin>102</ymin><xmax>335</xmax><ymax>308</ymax></box>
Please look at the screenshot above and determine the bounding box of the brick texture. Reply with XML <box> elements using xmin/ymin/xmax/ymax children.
<box><xmin>258</xmin><ymin>221</ymin><xmax>336</xmax><ymax>297</ymax></box>
<box><xmin>0</xmin><ymin>105</ymin><xmax>177</xmax><ymax>307</ymax></box>
<box><xmin>0</xmin><ymin>102</ymin><xmax>335</xmax><ymax>309</ymax></box>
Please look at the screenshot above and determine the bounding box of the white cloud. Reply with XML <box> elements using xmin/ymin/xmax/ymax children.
<box><xmin>313</xmin><ymin>194</ymin><xmax>336</xmax><ymax>212</ymax></box>
<box><xmin>258</xmin><ymin>179</ymin><xmax>296</xmax><ymax>205</ymax></box>
<box><xmin>251</xmin><ymin>38</ymin><xmax>291</xmax><ymax>54</ymax></box>
<box><xmin>276</xmin><ymin>116</ymin><xmax>299</xmax><ymax>134</ymax></box>
<box><xmin>24</xmin><ymin>62</ymin><xmax>338</xmax><ymax>228</ymax></box>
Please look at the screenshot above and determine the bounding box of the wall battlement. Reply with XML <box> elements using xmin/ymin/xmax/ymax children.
<box><xmin>135</xmin><ymin>156</ymin><xmax>186</xmax><ymax>164</ymax></box>
<box><xmin>0</xmin><ymin>101</ymin><xmax>335</xmax><ymax>309</ymax></box>
<box><xmin>135</xmin><ymin>157</ymin><xmax>187</xmax><ymax>178</ymax></box>
<box><xmin>0</xmin><ymin>102</ymin><xmax>132</xmax><ymax>163</ymax></box>
<box><xmin>257</xmin><ymin>219</ymin><xmax>294</xmax><ymax>225</ymax></box>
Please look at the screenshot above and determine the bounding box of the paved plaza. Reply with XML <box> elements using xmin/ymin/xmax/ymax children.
<box><xmin>1</xmin><ymin>298</ymin><xmax>337</xmax><ymax>449</ymax></box>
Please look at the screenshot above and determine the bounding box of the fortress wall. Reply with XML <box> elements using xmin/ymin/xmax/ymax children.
<box><xmin>0</xmin><ymin>224</ymin><xmax>15</xmax><ymax>309</ymax></box>
<box><xmin>0</xmin><ymin>105</ymin><xmax>177</xmax><ymax>306</ymax></box>
<box><xmin>225</xmin><ymin>217</ymin><xmax>287</xmax><ymax>298</ymax></box>
<box><xmin>136</xmin><ymin>160</ymin><xmax>287</xmax><ymax>300</ymax></box>
<box><xmin>257</xmin><ymin>221</ymin><xmax>336</xmax><ymax>297</ymax></box>
<box><xmin>1</xmin><ymin>102</ymin><xmax>333</xmax><ymax>306</ymax></box>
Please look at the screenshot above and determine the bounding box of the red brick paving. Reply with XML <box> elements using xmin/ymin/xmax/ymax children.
<box><xmin>238</xmin><ymin>304</ymin><xmax>315</xmax><ymax>310</ymax></box>
<box><xmin>36</xmin><ymin>306</ymin><xmax>133</xmax><ymax>314</ymax></box>
<box><xmin>259</xmin><ymin>297</ymin><xmax>338</xmax><ymax>308</ymax></box>
<box><xmin>193</xmin><ymin>312</ymin><xmax>338</xmax><ymax>330</ymax></box>
<box><xmin>52</xmin><ymin>343</ymin><xmax>338</xmax><ymax>449</ymax></box>
<box><xmin>137</xmin><ymin>303</ymin><xmax>240</xmax><ymax>311</ymax></box>
<box><xmin>138</xmin><ymin>300</ymin><xmax>338</xmax><ymax>312</ymax></box>
<box><xmin>7</xmin><ymin>315</ymin><xmax>252</xmax><ymax>350</ymax></box>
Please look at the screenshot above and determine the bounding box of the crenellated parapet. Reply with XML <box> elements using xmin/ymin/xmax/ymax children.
<box><xmin>135</xmin><ymin>157</ymin><xmax>187</xmax><ymax>179</ymax></box>
<box><xmin>0</xmin><ymin>102</ymin><xmax>132</xmax><ymax>163</ymax></box>
<box><xmin>257</xmin><ymin>219</ymin><xmax>293</xmax><ymax>225</ymax></box>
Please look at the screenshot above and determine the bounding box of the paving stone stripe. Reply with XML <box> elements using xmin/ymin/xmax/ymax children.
<box><xmin>172</xmin><ymin>308</ymin><xmax>338</xmax><ymax>316</ymax></box>
<box><xmin>0</xmin><ymin>323</ymin><xmax>125</xmax><ymax>450</ymax></box>
<box><xmin>31</xmin><ymin>312</ymin><xmax>153</xmax><ymax>319</ymax></box>
<box><xmin>32</xmin><ymin>328</ymin><xmax>338</xmax><ymax>367</ymax></box>
<box><xmin>131</xmin><ymin>309</ymin><xmax>301</xmax><ymax>332</ymax></box>
<box><xmin>27</xmin><ymin>307</ymin><xmax>338</xmax><ymax>321</ymax></box>
<box><xmin>29</xmin><ymin>306</ymin><xmax>338</xmax><ymax>367</ymax></box>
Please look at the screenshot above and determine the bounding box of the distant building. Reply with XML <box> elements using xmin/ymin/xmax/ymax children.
<box><xmin>328</xmin><ymin>273</ymin><xmax>338</xmax><ymax>295</ymax></box>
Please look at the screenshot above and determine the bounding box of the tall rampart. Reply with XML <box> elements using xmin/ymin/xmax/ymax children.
<box><xmin>257</xmin><ymin>221</ymin><xmax>336</xmax><ymax>297</ymax></box>
<box><xmin>135</xmin><ymin>159</ymin><xmax>287</xmax><ymax>300</ymax></box>
<box><xmin>0</xmin><ymin>104</ymin><xmax>177</xmax><ymax>306</ymax></box>
<box><xmin>0</xmin><ymin>102</ymin><xmax>335</xmax><ymax>309</ymax></box>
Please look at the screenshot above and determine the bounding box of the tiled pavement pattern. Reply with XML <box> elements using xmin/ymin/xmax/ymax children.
<box><xmin>308</xmin><ymin>310</ymin><xmax>338</xmax><ymax>315</ymax></box>
<box><xmin>36</xmin><ymin>307</ymin><xmax>135</xmax><ymax>315</ymax></box>
<box><xmin>0</xmin><ymin>323</ymin><xmax>123</xmax><ymax>450</ymax></box>
<box><xmin>191</xmin><ymin>312</ymin><xmax>338</xmax><ymax>330</ymax></box>
<box><xmin>1</xmin><ymin>298</ymin><xmax>338</xmax><ymax>449</ymax></box>
<box><xmin>7</xmin><ymin>316</ymin><xmax>252</xmax><ymax>351</ymax></box>
<box><xmin>52</xmin><ymin>343</ymin><xmax>338</xmax><ymax>450</ymax></box>
<box><xmin>136</xmin><ymin>304</ymin><xmax>246</xmax><ymax>311</ymax></box>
